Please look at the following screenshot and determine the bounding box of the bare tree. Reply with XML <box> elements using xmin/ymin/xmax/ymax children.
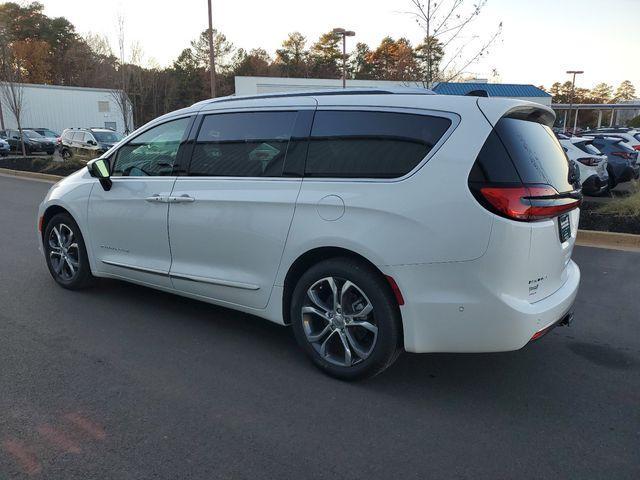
<box><xmin>110</xmin><ymin>13</ymin><xmax>132</xmax><ymax>133</ymax></box>
<box><xmin>406</xmin><ymin>0</ymin><xmax>502</xmax><ymax>88</ymax></box>
<box><xmin>0</xmin><ymin>44</ymin><xmax>27</xmax><ymax>156</ymax></box>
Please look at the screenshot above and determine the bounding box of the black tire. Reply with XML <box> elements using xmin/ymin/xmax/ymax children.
<box><xmin>43</xmin><ymin>213</ymin><xmax>94</xmax><ymax>290</ymax></box>
<box><xmin>607</xmin><ymin>166</ymin><xmax>618</xmax><ymax>190</ymax></box>
<box><xmin>290</xmin><ymin>257</ymin><xmax>402</xmax><ymax>380</ymax></box>
<box><xmin>61</xmin><ymin>148</ymin><xmax>72</xmax><ymax>159</ymax></box>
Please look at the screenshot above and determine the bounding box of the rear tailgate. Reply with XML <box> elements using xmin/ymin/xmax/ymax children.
<box><xmin>477</xmin><ymin>100</ymin><xmax>580</xmax><ymax>302</ymax></box>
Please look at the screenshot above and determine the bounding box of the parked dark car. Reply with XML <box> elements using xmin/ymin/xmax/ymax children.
<box><xmin>584</xmin><ymin>135</ymin><xmax>640</xmax><ymax>188</ymax></box>
<box><xmin>59</xmin><ymin>127</ymin><xmax>124</xmax><ymax>159</ymax></box>
<box><xmin>25</xmin><ymin>127</ymin><xmax>60</xmax><ymax>140</ymax></box>
<box><xmin>0</xmin><ymin>129</ymin><xmax>57</xmax><ymax>155</ymax></box>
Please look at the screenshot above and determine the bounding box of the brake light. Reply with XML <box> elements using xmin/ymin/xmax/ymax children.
<box><xmin>479</xmin><ymin>186</ymin><xmax>581</xmax><ymax>222</ymax></box>
<box><xmin>576</xmin><ymin>157</ymin><xmax>599</xmax><ymax>166</ymax></box>
<box><xmin>633</xmin><ymin>145</ymin><xmax>640</xmax><ymax>151</ymax></box>
<box><xmin>611</xmin><ymin>151</ymin><xmax>634</xmax><ymax>160</ymax></box>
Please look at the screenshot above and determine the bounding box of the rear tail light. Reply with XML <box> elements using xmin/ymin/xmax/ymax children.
<box><xmin>478</xmin><ymin>185</ymin><xmax>581</xmax><ymax>222</ymax></box>
<box><xmin>611</xmin><ymin>151</ymin><xmax>635</xmax><ymax>160</ymax></box>
<box><xmin>576</xmin><ymin>157</ymin><xmax>599</xmax><ymax>166</ymax></box>
<box><xmin>633</xmin><ymin>145</ymin><xmax>640</xmax><ymax>151</ymax></box>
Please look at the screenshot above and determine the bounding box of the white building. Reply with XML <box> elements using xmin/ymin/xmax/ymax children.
<box><xmin>234</xmin><ymin>76</ymin><xmax>552</xmax><ymax>106</ymax></box>
<box><xmin>0</xmin><ymin>83</ymin><xmax>134</xmax><ymax>135</ymax></box>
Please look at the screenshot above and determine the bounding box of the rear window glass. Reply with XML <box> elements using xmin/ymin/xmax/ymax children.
<box><xmin>305</xmin><ymin>111</ymin><xmax>451</xmax><ymax>178</ymax></box>
<box><xmin>575</xmin><ymin>141</ymin><xmax>601</xmax><ymax>155</ymax></box>
<box><xmin>495</xmin><ymin>118</ymin><xmax>574</xmax><ymax>193</ymax></box>
<box><xmin>634</xmin><ymin>133</ymin><xmax>640</xmax><ymax>142</ymax></box>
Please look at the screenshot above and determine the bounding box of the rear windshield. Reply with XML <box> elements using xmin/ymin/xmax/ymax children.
<box><xmin>574</xmin><ymin>141</ymin><xmax>601</xmax><ymax>155</ymax></box>
<box><xmin>469</xmin><ymin>117</ymin><xmax>574</xmax><ymax>193</ymax></box>
<box><xmin>634</xmin><ymin>133</ymin><xmax>640</xmax><ymax>142</ymax></box>
<box><xmin>496</xmin><ymin>118</ymin><xmax>574</xmax><ymax>192</ymax></box>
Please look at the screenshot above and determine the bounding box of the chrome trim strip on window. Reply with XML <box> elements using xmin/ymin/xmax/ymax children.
<box><xmin>169</xmin><ymin>272</ymin><xmax>260</xmax><ymax>290</ymax></box>
<box><xmin>101</xmin><ymin>260</ymin><xmax>168</xmax><ymax>276</ymax></box>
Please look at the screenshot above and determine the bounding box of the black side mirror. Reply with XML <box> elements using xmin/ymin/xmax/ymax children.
<box><xmin>87</xmin><ymin>158</ymin><xmax>112</xmax><ymax>191</ymax></box>
<box><xmin>88</xmin><ymin>140</ymin><xmax>97</xmax><ymax>146</ymax></box>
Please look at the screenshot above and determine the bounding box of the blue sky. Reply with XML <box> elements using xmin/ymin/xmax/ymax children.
<box><xmin>41</xmin><ymin>0</ymin><xmax>639</xmax><ymax>89</ymax></box>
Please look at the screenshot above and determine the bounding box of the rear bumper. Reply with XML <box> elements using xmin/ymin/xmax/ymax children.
<box><xmin>387</xmin><ymin>260</ymin><xmax>580</xmax><ymax>354</ymax></box>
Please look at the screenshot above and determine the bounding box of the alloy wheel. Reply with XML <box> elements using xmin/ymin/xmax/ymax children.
<box><xmin>48</xmin><ymin>223</ymin><xmax>80</xmax><ymax>281</ymax></box>
<box><xmin>301</xmin><ymin>276</ymin><xmax>378</xmax><ymax>367</ymax></box>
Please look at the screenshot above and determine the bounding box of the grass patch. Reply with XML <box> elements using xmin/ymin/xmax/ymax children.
<box><xmin>598</xmin><ymin>183</ymin><xmax>640</xmax><ymax>217</ymax></box>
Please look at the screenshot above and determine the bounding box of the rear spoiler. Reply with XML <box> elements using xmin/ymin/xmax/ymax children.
<box><xmin>476</xmin><ymin>98</ymin><xmax>556</xmax><ymax>127</ymax></box>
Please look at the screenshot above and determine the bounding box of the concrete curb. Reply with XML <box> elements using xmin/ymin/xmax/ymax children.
<box><xmin>0</xmin><ymin>167</ymin><xmax>63</xmax><ymax>183</ymax></box>
<box><xmin>1</xmin><ymin>168</ymin><xmax>639</xmax><ymax>253</ymax></box>
<box><xmin>576</xmin><ymin>229</ymin><xmax>640</xmax><ymax>253</ymax></box>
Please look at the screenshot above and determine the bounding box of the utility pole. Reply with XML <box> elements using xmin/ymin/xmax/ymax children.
<box><xmin>332</xmin><ymin>28</ymin><xmax>355</xmax><ymax>88</ymax></box>
<box><xmin>565</xmin><ymin>70</ymin><xmax>583</xmax><ymax>133</ymax></box>
<box><xmin>207</xmin><ymin>0</ymin><xmax>217</xmax><ymax>98</ymax></box>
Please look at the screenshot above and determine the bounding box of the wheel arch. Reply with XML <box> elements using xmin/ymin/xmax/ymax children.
<box><xmin>41</xmin><ymin>204</ymin><xmax>72</xmax><ymax>240</ymax></box>
<box><xmin>281</xmin><ymin>246</ymin><xmax>404</xmax><ymax>333</ymax></box>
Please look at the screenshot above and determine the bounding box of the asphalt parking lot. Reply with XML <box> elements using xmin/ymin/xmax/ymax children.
<box><xmin>0</xmin><ymin>174</ymin><xmax>638</xmax><ymax>480</ymax></box>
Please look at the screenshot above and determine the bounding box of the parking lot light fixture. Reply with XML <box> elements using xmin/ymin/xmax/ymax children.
<box><xmin>565</xmin><ymin>70</ymin><xmax>584</xmax><ymax>133</ymax></box>
<box><xmin>333</xmin><ymin>28</ymin><xmax>356</xmax><ymax>88</ymax></box>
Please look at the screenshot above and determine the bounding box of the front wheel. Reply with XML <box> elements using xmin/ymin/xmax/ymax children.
<box><xmin>291</xmin><ymin>258</ymin><xmax>403</xmax><ymax>380</ymax></box>
<box><xmin>43</xmin><ymin>213</ymin><xmax>94</xmax><ymax>289</ymax></box>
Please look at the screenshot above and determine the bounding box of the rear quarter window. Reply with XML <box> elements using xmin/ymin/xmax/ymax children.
<box><xmin>305</xmin><ymin>110</ymin><xmax>451</xmax><ymax>178</ymax></box>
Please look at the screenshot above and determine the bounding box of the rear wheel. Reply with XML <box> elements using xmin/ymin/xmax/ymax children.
<box><xmin>291</xmin><ymin>258</ymin><xmax>402</xmax><ymax>380</ymax></box>
<box><xmin>43</xmin><ymin>213</ymin><xmax>94</xmax><ymax>289</ymax></box>
<box><xmin>607</xmin><ymin>166</ymin><xmax>618</xmax><ymax>190</ymax></box>
<box><xmin>61</xmin><ymin>148</ymin><xmax>72</xmax><ymax>160</ymax></box>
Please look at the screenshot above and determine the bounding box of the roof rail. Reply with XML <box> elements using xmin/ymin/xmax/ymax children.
<box><xmin>199</xmin><ymin>87</ymin><xmax>436</xmax><ymax>106</ymax></box>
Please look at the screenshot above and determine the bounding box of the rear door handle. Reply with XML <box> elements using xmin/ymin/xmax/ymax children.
<box><xmin>168</xmin><ymin>194</ymin><xmax>195</xmax><ymax>203</ymax></box>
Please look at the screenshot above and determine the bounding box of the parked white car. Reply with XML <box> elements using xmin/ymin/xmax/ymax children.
<box><xmin>37</xmin><ymin>89</ymin><xmax>581</xmax><ymax>379</ymax></box>
<box><xmin>0</xmin><ymin>138</ymin><xmax>9</xmax><ymax>157</ymax></box>
<box><xmin>558</xmin><ymin>136</ymin><xmax>609</xmax><ymax>195</ymax></box>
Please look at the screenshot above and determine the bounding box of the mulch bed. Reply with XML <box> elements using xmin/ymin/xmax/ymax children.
<box><xmin>580</xmin><ymin>200</ymin><xmax>640</xmax><ymax>235</ymax></box>
<box><xmin>0</xmin><ymin>156</ymin><xmax>86</xmax><ymax>177</ymax></box>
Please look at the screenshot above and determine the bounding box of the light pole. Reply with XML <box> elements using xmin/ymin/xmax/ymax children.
<box><xmin>565</xmin><ymin>70</ymin><xmax>583</xmax><ymax>133</ymax></box>
<box><xmin>207</xmin><ymin>0</ymin><xmax>217</xmax><ymax>98</ymax></box>
<box><xmin>332</xmin><ymin>28</ymin><xmax>355</xmax><ymax>88</ymax></box>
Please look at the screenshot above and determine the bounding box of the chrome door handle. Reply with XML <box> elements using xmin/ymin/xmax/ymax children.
<box><xmin>168</xmin><ymin>194</ymin><xmax>195</xmax><ymax>203</ymax></box>
<box><xmin>145</xmin><ymin>194</ymin><xmax>168</xmax><ymax>203</ymax></box>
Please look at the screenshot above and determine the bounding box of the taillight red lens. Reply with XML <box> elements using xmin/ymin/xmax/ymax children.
<box><xmin>480</xmin><ymin>186</ymin><xmax>581</xmax><ymax>222</ymax></box>
<box><xmin>611</xmin><ymin>151</ymin><xmax>634</xmax><ymax>159</ymax></box>
<box><xmin>576</xmin><ymin>157</ymin><xmax>599</xmax><ymax>166</ymax></box>
<box><xmin>633</xmin><ymin>145</ymin><xmax>640</xmax><ymax>151</ymax></box>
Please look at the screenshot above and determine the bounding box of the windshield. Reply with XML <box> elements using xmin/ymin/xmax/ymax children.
<box><xmin>23</xmin><ymin>130</ymin><xmax>44</xmax><ymax>139</ymax></box>
<box><xmin>93</xmin><ymin>131</ymin><xmax>123</xmax><ymax>143</ymax></box>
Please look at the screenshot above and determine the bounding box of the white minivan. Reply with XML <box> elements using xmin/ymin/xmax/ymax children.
<box><xmin>38</xmin><ymin>89</ymin><xmax>581</xmax><ymax>379</ymax></box>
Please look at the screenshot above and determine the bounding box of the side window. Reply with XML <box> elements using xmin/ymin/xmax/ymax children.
<box><xmin>305</xmin><ymin>111</ymin><xmax>452</xmax><ymax>178</ymax></box>
<box><xmin>72</xmin><ymin>132</ymin><xmax>84</xmax><ymax>141</ymax></box>
<box><xmin>112</xmin><ymin>117</ymin><xmax>191</xmax><ymax>177</ymax></box>
<box><xmin>189</xmin><ymin>111</ymin><xmax>297</xmax><ymax>177</ymax></box>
